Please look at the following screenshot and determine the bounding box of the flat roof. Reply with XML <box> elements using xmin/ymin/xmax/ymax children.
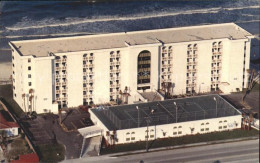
<box><xmin>10</xmin><ymin>23</ymin><xmax>253</xmax><ymax>57</ymax></box>
<box><xmin>91</xmin><ymin>94</ymin><xmax>241</xmax><ymax>130</ymax></box>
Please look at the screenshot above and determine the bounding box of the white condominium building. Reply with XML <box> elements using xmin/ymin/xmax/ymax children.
<box><xmin>9</xmin><ymin>23</ymin><xmax>253</xmax><ymax>113</ymax></box>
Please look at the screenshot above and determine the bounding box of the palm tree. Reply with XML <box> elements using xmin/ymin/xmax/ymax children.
<box><xmin>22</xmin><ymin>93</ymin><xmax>26</xmax><ymax>112</ymax></box>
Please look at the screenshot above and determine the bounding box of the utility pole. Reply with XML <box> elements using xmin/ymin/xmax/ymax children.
<box><xmin>213</xmin><ymin>97</ymin><xmax>217</xmax><ymax>117</ymax></box>
<box><xmin>145</xmin><ymin>117</ymin><xmax>150</xmax><ymax>152</ymax></box>
<box><xmin>174</xmin><ymin>102</ymin><xmax>177</xmax><ymax>123</ymax></box>
<box><xmin>136</xmin><ymin>106</ymin><xmax>139</xmax><ymax>128</ymax></box>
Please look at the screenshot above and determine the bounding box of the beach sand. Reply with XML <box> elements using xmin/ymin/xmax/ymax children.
<box><xmin>0</xmin><ymin>62</ymin><xmax>12</xmax><ymax>80</ymax></box>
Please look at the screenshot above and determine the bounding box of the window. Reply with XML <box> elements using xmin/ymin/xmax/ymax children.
<box><xmin>178</xmin><ymin>126</ymin><xmax>182</xmax><ymax>128</ymax></box>
<box><xmin>173</xmin><ymin>132</ymin><xmax>177</xmax><ymax>135</ymax></box>
<box><xmin>126</xmin><ymin>138</ymin><xmax>130</xmax><ymax>141</ymax></box>
<box><xmin>219</xmin><ymin>121</ymin><xmax>222</xmax><ymax>123</ymax></box>
<box><xmin>28</xmin><ymin>74</ymin><xmax>31</xmax><ymax>78</ymax></box>
<box><xmin>219</xmin><ymin>126</ymin><xmax>222</xmax><ymax>129</ymax></box>
<box><xmin>28</xmin><ymin>66</ymin><xmax>31</xmax><ymax>70</ymax></box>
<box><xmin>223</xmin><ymin>126</ymin><xmax>227</xmax><ymax>129</ymax></box>
<box><xmin>205</xmin><ymin>128</ymin><xmax>209</xmax><ymax>131</ymax></box>
<box><xmin>224</xmin><ymin>120</ymin><xmax>227</xmax><ymax>123</ymax></box>
<box><xmin>131</xmin><ymin>137</ymin><xmax>135</xmax><ymax>140</ymax></box>
<box><xmin>28</xmin><ymin>82</ymin><xmax>32</xmax><ymax>86</ymax></box>
<box><xmin>206</xmin><ymin>122</ymin><xmax>209</xmax><ymax>125</ymax></box>
<box><xmin>28</xmin><ymin>58</ymin><xmax>31</xmax><ymax>62</ymax></box>
<box><xmin>173</xmin><ymin>126</ymin><xmax>177</xmax><ymax>129</ymax></box>
<box><xmin>178</xmin><ymin>131</ymin><xmax>182</xmax><ymax>134</ymax></box>
<box><xmin>201</xmin><ymin>128</ymin><xmax>204</xmax><ymax>132</ymax></box>
<box><xmin>150</xmin><ymin>135</ymin><xmax>154</xmax><ymax>138</ymax></box>
<box><xmin>201</xmin><ymin>123</ymin><xmax>204</xmax><ymax>126</ymax></box>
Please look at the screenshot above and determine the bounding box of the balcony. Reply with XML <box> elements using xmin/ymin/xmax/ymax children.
<box><xmin>213</xmin><ymin>45</ymin><xmax>217</xmax><ymax>48</ymax></box>
<box><xmin>56</xmin><ymin>90</ymin><xmax>61</xmax><ymax>94</ymax></box>
<box><xmin>162</xmin><ymin>57</ymin><xmax>168</xmax><ymax>61</ymax></box>
<box><xmin>218</xmin><ymin>45</ymin><xmax>223</xmax><ymax>48</ymax></box>
<box><xmin>111</xmin><ymin>69</ymin><xmax>120</xmax><ymax>73</ymax></box>
<box><xmin>168</xmin><ymin>56</ymin><xmax>173</xmax><ymax>60</ymax></box>
<box><xmin>193</xmin><ymin>47</ymin><xmax>198</xmax><ymax>50</ymax></box>
<box><xmin>83</xmin><ymin>57</ymin><xmax>87</xmax><ymax>61</ymax></box>
<box><xmin>116</xmin><ymin>83</ymin><xmax>121</xmax><ymax>88</ymax></box>
<box><xmin>168</xmin><ymin>49</ymin><xmax>173</xmax><ymax>53</ymax></box>
<box><xmin>211</xmin><ymin>81</ymin><xmax>220</xmax><ymax>84</ymax></box>
<box><xmin>83</xmin><ymin>95</ymin><xmax>88</xmax><ymax>98</ymax></box>
<box><xmin>56</xmin><ymin>82</ymin><xmax>61</xmax><ymax>86</ymax></box>
<box><xmin>62</xmin><ymin>74</ymin><xmax>66</xmax><ymax>78</ymax></box>
<box><xmin>55</xmin><ymin>67</ymin><xmax>61</xmax><ymax>71</ymax></box>
<box><xmin>62</xmin><ymin>97</ymin><xmax>67</xmax><ymax>101</ymax></box>
<box><xmin>162</xmin><ymin>49</ymin><xmax>167</xmax><ymax>53</ymax></box>
<box><xmin>88</xmin><ymin>64</ymin><xmax>94</xmax><ymax>68</ymax></box>
<box><xmin>187</xmin><ymin>83</ymin><xmax>196</xmax><ymax>87</ymax></box>
<box><xmin>187</xmin><ymin>54</ymin><xmax>193</xmax><ymax>58</ymax></box>
<box><xmin>88</xmin><ymin>86</ymin><xmax>94</xmax><ymax>90</ymax></box>
<box><xmin>62</xmin><ymin>82</ymin><xmax>67</xmax><ymax>86</ymax></box>
<box><xmin>55</xmin><ymin>74</ymin><xmax>61</xmax><ymax>78</ymax></box>
<box><xmin>187</xmin><ymin>76</ymin><xmax>196</xmax><ymax>80</ymax></box>
<box><xmin>56</xmin><ymin>97</ymin><xmax>61</xmax><ymax>101</ymax></box>
<box><xmin>83</xmin><ymin>87</ymin><xmax>88</xmax><ymax>91</ymax></box>
<box><xmin>110</xmin><ymin>84</ymin><xmax>116</xmax><ymax>88</ymax></box>
<box><xmin>62</xmin><ymin>67</ymin><xmax>66</xmax><ymax>70</ymax></box>
<box><xmin>187</xmin><ymin>69</ymin><xmax>197</xmax><ymax>73</ymax></box>
<box><xmin>187</xmin><ymin>47</ymin><xmax>192</xmax><ymax>51</ymax></box>
<box><xmin>116</xmin><ymin>54</ymin><xmax>120</xmax><ymax>58</ymax></box>
<box><xmin>55</xmin><ymin>59</ymin><xmax>61</xmax><ymax>63</ymax></box>
<box><xmin>62</xmin><ymin>89</ymin><xmax>67</xmax><ymax>93</ymax></box>
<box><xmin>62</xmin><ymin>58</ymin><xmax>67</xmax><ymax>62</ymax></box>
<box><xmin>161</xmin><ymin>78</ymin><xmax>171</xmax><ymax>82</ymax></box>
<box><xmin>88</xmin><ymin>79</ymin><xmax>94</xmax><ymax>83</ymax></box>
<box><xmin>88</xmin><ymin>56</ymin><xmax>94</xmax><ymax>60</ymax></box>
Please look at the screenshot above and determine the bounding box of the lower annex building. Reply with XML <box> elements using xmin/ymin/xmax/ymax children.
<box><xmin>9</xmin><ymin>23</ymin><xmax>253</xmax><ymax>113</ymax></box>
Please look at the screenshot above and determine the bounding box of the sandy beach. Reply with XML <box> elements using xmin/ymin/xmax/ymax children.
<box><xmin>0</xmin><ymin>49</ymin><xmax>12</xmax><ymax>81</ymax></box>
<box><xmin>0</xmin><ymin>61</ymin><xmax>12</xmax><ymax>81</ymax></box>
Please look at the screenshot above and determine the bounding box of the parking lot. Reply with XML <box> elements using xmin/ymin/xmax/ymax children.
<box><xmin>20</xmin><ymin>108</ymin><xmax>94</xmax><ymax>159</ymax></box>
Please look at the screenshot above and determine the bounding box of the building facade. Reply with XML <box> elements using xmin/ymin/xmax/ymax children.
<box><xmin>9</xmin><ymin>23</ymin><xmax>253</xmax><ymax>113</ymax></box>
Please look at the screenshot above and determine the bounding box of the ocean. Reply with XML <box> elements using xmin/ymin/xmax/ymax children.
<box><xmin>0</xmin><ymin>1</ymin><xmax>259</xmax><ymax>63</ymax></box>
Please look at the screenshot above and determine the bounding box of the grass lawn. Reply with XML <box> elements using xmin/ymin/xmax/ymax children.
<box><xmin>101</xmin><ymin>129</ymin><xmax>259</xmax><ymax>155</ymax></box>
<box><xmin>35</xmin><ymin>143</ymin><xmax>65</xmax><ymax>163</ymax></box>
<box><xmin>5</xmin><ymin>138</ymin><xmax>33</xmax><ymax>161</ymax></box>
<box><xmin>0</xmin><ymin>84</ymin><xmax>24</xmax><ymax>118</ymax></box>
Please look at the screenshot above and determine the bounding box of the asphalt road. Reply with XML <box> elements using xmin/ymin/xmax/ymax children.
<box><xmin>70</xmin><ymin>139</ymin><xmax>259</xmax><ymax>163</ymax></box>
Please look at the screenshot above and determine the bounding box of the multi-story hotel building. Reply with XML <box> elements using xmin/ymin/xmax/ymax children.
<box><xmin>9</xmin><ymin>23</ymin><xmax>253</xmax><ymax>113</ymax></box>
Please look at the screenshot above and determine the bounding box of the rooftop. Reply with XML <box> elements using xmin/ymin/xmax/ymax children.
<box><xmin>91</xmin><ymin>94</ymin><xmax>241</xmax><ymax>130</ymax></box>
<box><xmin>0</xmin><ymin>111</ymin><xmax>19</xmax><ymax>129</ymax></box>
<box><xmin>10</xmin><ymin>23</ymin><xmax>253</xmax><ymax>57</ymax></box>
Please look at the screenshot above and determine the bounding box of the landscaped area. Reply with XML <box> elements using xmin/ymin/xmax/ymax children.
<box><xmin>101</xmin><ymin>129</ymin><xmax>259</xmax><ymax>155</ymax></box>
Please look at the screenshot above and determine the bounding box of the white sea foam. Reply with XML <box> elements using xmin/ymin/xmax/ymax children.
<box><xmin>5</xmin><ymin>5</ymin><xmax>259</xmax><ymax>31</ymax></box>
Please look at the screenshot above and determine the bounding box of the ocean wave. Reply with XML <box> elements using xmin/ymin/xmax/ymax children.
<box><xmin>5</xmin><ymin>5</ymin><xmax>259</xmax><ymax>31</ymax></box>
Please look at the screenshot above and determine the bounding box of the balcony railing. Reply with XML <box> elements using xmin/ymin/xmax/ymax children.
<box><xmin>62</xmin><ymin>67</ymin><xmax>66</xmax><ymax>70</ymax></box>
<box><xmin>62</xmin><ymin>89</ymin><xmax>67</xmax><ymax>93</ymax></box>
<box><xmin>62</xmin><ymin>82</ymin><xmax>67</xmax><ymax>86</ymax></box>
<box><xmin>161</xmin><ymin>78</ymin><xmax>171</xmax><ymax>82</ymax></box>
<box><xmin>55</xmin><ymin>67</ymin><xmax>61</xmax><ymax>71</ymax></box>
<box><xmin>193</xmin><ymin>47</ymin><xmax>198</xmax><ymax>50</ymax></box>
<box><xmin>88</xmin><ymin>56</ymin><xmax>94</xmax><ymax>60</ymax></box>
<box><xmin>83</xmin><ymin>87</ymin><xmax>88</xmax><ymax>91</ymax></box>
<box><xmin>56</xmin><ymin>90</ymin><xmax>61</xmax><ymax>94</ymax></box>
<box><xmin>55</xmin><ymin>59</ymin><xmax>61</xmax><ymax>63</ymax></box>
<box><xmin>56</xmin><ymin>82</ymin><xmax>61</xmax><ymax>86</ymax></box>
<box><xmin>187</xmin><ymin>69</ymin><xmax>197</xmax><ymax>73</ymax></box>
<box><xmin>62</xmin><ymin>58</ymin><xmax>67</xmax><ymax>62</ymax></box>
<box><xmin>187</xmin><ymin>83</ymin><xmax>196</xmax><ymax>87</ymax></box>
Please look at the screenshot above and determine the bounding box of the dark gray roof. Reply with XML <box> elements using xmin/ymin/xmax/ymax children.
<box><xmin>91</xmin><ymin>94</ymin><xmax>240</xmax><ymax>130</ymax></box>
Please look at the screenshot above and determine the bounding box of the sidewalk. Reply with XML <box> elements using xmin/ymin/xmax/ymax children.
<box><xmin>62</xmin><ymin>135</ymin><xmax>259</xmax><ymax>163</ymax></box>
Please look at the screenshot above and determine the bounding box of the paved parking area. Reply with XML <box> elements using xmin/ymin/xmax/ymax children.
<box><xmin>20</xmin><ymin>108</ymin><xmax>94</xmax><ymax>159</ymax></box>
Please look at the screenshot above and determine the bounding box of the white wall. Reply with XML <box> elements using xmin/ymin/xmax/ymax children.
<box><xmin>100</xmin><ymin>115</ymin><xmax>242</xmax><ymax>144</ymax></box>
<box><xmin>0</xmin><ymin>127</ymin><xmax>19</xmax><ymax>137</ymax></box>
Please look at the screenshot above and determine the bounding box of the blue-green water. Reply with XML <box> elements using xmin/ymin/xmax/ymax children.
<box><xmin>0</xmin><ymin>1</ymin><xmax>259</xmax><ymax>63</ymax></box>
